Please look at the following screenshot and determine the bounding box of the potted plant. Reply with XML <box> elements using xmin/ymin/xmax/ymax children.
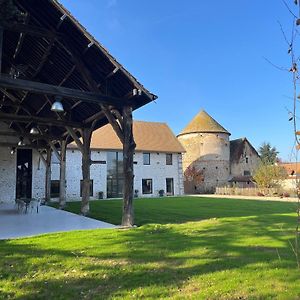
<box><xmin>158</xmin><ymin>189</ymin><xmax>164</xmax><ymax>197</ymax></box>
<box><xmin>98</xmin><ymin>191</ymin><xmax>104</xmax><ymax>199</ymax></box>
<box><xmin>134</xmin><ymin>189</ymin><xmax>139</xmax><ymax>198</ymax></box>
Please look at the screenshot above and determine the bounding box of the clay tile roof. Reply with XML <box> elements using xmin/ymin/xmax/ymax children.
<box><xmin>279</xmin><ymin>163</ymin><xmax>300</xmax><ymax>176</ymax></box>
<box><xmin>178</xmin><ymin>110</ymin><xmax>230</xmax><ymax>136</ymax></box>
<box><xmin>82</xmin><ymin>121</ymin><xmax>185</xmax><ymax>153</ymax></box>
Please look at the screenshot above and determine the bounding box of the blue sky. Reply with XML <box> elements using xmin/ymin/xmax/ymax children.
<box><xmin>60</xmin><ymin>0</ymin><xmax>298</xmax><ymax>161</ymax></box>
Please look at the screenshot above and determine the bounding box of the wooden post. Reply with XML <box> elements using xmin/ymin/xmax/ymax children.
<box><xmin>122</xmin><ymin>106</ymin><xmax>136</xmax><ymax>226</ymax></box>
<box><xmin>0</xmin><ymin>27</ymin><xmax>3</xmax><ymax>73</ymax></box>
<box><xmin>81</xmin><ymin>128</ymin><xmax>92</xmax><ymax>215</ymax></box>
<box><xmin>45</xmin><ymin>148</ymin><xmax>51</xmax><ymax>204</ymax></box>
<box><xmin>59</xmin><ymin>140</ymin><xmax>67</xmax><ymax>209</ymax></box>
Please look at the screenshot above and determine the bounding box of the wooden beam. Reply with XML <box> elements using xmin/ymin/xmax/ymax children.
<box><xmin>81</xmin><ymin>127</ymin><xmax>92</xmax><ymax>215</ymax></box>
<box><xmin>59</xmin><ymin>140</ymin><xmax>67</xmax><ymax>209</ymax></box>
<box><xmin>2</xmin><ymin>23</ymin><xmax>63</xmax><ymax>40</ymax></box>
<box><xmin>57</xmin><ymin>38</ymin><xmax>125</xmax><ymax>136</ymax></box>
<box><xmin>0</xmin><ymin>27</ymin><xmax>3</xmax><ymax>73</ymax></box>
<box><xmin>35</xmin><ymin>149</ymin><xmax>47</xmax><ymax>167</ymax></box>
<box><xmin>0</xmin><ymin>130</ymin><xmax>59</xmax><ymax>141</ymax></box>
<box><xmin>0</xmin><ymin>112</ymin><xmax>83</xmax><ymax>128</ymax></box>
<box><xmin>49</xmin><ymin>140</ymin><xmax>61</xmax><ymax>162</ymax></box>
<box><xmin>90</xmin><ymin>160</ymin><xmax>106</xmax><ymax>164</ymax></box>
<box><xmin>122</xmin><ymin>106</ymin><xmax>136</xmax><ymax>227</ymax></box>
<box><xmin>0</xmin><ymin>142</ymin><xmax>42</xmax><ymax>149</ymax></box>
<box><xmin>0</xmin><ymin>74</ymin><xmax>125</xmax><ymax>106</ymax></box>
<box><xmin>0</xmin><ymin>88</ymin><xmax>33</xmax><ymax>116</ymax></box>
<box><xmin>66</xmin><ymin>127</ymin><xmax>84</xmax><ymax>153</ymax></box>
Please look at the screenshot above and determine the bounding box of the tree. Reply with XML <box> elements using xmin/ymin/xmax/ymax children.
<box><xmin>184</xmin><ymin>165</ymin><xmax>204</xmax><ymax>187</ymax></box>
<box><xmin>253</xmin><ymin>162</ymin><xmax>287</xmax><ymax>189</ymax></box>
<box><xmin>258</xmin><ymin>142</ymin><xmax>279</xmax><ymax>164</ymax></box>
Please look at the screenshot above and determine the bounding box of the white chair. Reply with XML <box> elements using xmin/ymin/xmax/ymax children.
<box><xmin>29</xmin><ymin>199</ymin><xmax>40</xmax><ymax>214</ymax></box>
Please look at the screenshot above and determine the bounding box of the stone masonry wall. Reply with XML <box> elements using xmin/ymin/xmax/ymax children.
<box><xmin>178</xmin><ymin>132</ymin><xmax>230</xmax><ymax>193</ymax></box>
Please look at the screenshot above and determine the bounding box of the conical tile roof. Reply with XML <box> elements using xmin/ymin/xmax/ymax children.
<box><xmin>178</xmin><ymin>110</ymin><xmax>230</xmax><ymax>136</ymax></box>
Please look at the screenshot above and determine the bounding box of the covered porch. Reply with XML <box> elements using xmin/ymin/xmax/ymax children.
<box><xmin>0</xmin><ymin>0</ymin><xmax>156</xmax><ymax>227</ymax></box>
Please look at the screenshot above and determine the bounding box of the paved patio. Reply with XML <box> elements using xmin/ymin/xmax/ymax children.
<box><xmin>0</xmin><ymin>202</ymin><xmax>116</xmax><ymax>240</ymax></box>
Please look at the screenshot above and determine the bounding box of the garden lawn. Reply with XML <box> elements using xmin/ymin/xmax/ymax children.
<box><xmin>1</xmin><ymin>197</ymin><xmax>300</xmax><ymax>299</ymax></box>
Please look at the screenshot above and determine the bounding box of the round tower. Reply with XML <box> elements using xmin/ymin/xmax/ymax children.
<box><xmin>177</xmin><ymin>110</ymin><xmax>231</xmax><ymax>194</ymax></box>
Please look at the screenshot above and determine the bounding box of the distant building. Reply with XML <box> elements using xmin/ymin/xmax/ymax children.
<box><xmin>278</xmin><ymin>162</ymin><xmax>299</xmax><ymax>191</ymax></box>
<box><xmin>229</xmin><ymin>138</ymin><xmax>260</xmax><ymax>188</ymax></box>
<box><xmin>177</xmin><ymin>110</ymin><xmax>260</xmax><ymax>193</ymax></box>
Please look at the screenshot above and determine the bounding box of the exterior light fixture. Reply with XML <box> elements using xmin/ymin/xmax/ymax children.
<box><xmin>132</xmin><ymin>88</ymin><xmax>142</xmax><ymax>96</ymax></box>
<box><xmin>18</xmin><ymin>136</ymin><xmax>25</xmax><ymax>146</ymax></box>
<box><xmin>30</xmin><ymin>125</ymin><xmax>39</xmax><ymax>135</ymax></box>
<box><xmin>51</xmin><ymin>96</ymin><xmax>64</xmax><ymax>113</ymax></box>
<box><xmin>10</xmin><ymin>147</ymin><xmax>16</xmax><ymax>155</ymax></box>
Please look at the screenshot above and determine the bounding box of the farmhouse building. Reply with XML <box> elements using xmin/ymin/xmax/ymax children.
<box><xmin>51</xmin><ymin>121</ymin><xmax>185</xmax><ymax>199</ymax></box>
<box><xmin>177</xmin><ymin>110</ymin><xmax>260</xmax><ymax>193</ymax></box>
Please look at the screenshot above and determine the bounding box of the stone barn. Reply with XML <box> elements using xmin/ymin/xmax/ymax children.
<box><xmin>229</xmin><ymin>138</ymin><xmax>260</xmax><ymax>187</ymax></box>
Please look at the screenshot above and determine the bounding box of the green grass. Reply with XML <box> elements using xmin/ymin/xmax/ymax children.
<box><xmin>1</xmin><ymin>197</ymin><xmax>300</xmax><ymax>299</ymax></box>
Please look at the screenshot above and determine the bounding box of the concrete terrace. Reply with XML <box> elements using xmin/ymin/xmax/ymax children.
<box><xmin>0</xmin><ymin>203</ymin><xmax>116</xmax><ymax>240</ymax></box>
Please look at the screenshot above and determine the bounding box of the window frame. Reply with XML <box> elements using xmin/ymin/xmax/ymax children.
<box><xmin>50</xmin><ymin>180</ymin><xmax>60</xmax><ymax>198</ymax></box>
<box><xmin>142</xmin><ymin>178</ymin><xmax>153</xmax><ymax>194</ymax></box>
<box><xmin>166</xmin><ymin>153</ymin><xmax>173</xmax><ymax>165</ymax></box>
<box><xmin>166</xmin><ymin>178</ymin><xmax>174</xmax><ymax>195</ymax></box>
<box><xmin>143</xmin><ymin>153</ymin><xmax>150</xmax><ymax>165</ymax></box>
<box><xmin>80</xmin><ymin>179</ymin><xmax>94</xmax><ymax>197</ymax></box>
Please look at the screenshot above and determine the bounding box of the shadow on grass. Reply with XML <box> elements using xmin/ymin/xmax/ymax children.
<box><xmin>53</xmin><ymin>196</ymin><xmax>298</xmax><ymax>226</ymax></box>
<box><xmin>0</xmin><ymin>212</ymin><xmax>299</xmax><ymax>299</ymax></box>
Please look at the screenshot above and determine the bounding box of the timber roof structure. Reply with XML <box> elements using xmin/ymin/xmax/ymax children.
<box><xmin>70</xmin><ymin>121</ymin><xmax>186</xmax><ymax>153</ymax></box>
<box><xmin>0</xmin><ymin>0</ymin><xmax>157</xmax><ymax>149</ymax></box>
<box><xmin>178</xmin><ymin>110</ymin><xmax>230</xmax><ymax>136</ymax></box>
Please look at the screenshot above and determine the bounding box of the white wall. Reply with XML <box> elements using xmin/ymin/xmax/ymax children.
<box><xmin>32</xmin><ymin>151</ymin><xmax>46</xmax><ymax>200</ymax></box>
<box><xmin>51</xmin><ymin>148</ymin><xmax>107</xmax><ymax>200</ymax></box>
<box><xmin>51</xmin><ymin>149</ymin><xmax>183</xmax><ymax>200</ymax></box>
<box><xmin>0</xmin><ymin>146</ymin><xmax>16</xmax><ymax>202</ymax></box>
<box><xmin>0</xmin><ymin>145</ymin><xmax>184</xmax><ymax>202</ymax></box>
<box><xmin>0</xmin><ymin>147</ymin><xmax>45</xmax><ymax>203</ymax></box>
<box><xmin>133</xmin><ymin>152</ymin><xmax>183</xmax><ymax>197</ymax></box>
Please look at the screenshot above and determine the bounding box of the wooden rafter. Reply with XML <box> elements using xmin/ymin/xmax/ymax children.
<box><xmin>2</xmin><ymin>23</ymin><xmax>63</xmax><ymax>40</ymax></box>
<box><xmin>0</xmin><ymin>74</ymin><xmax>126</xmax><ymax>107</ymax></box>
<box><xmin>0</xmin><ymin>112</ymin><xmax>83</xmax><ymax>128</ymax></box>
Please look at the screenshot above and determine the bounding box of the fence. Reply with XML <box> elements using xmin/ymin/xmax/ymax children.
<box><xmin>215</xmin><ymin>186</ymin><xmax>293</xmax><ymax>197</ymax></box>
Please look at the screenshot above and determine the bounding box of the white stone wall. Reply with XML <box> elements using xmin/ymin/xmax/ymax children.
<box><xmin>0</xmin><ymin>147</ymin><xmax>45</xmax><ymax>203</ymax></box>
<box><xmin>51</xmin><ymin>148</ymin><xmax>107</xmax><ymax>200</ymax></box>
<box><xmin>0</xmin><ymin>144</ymin><xmax>184</xmax><ymax>202</ymax></box>
<box><xmin>0</xmin><ymin>146</ymin><xmax>16</xmax><ymax>202</ymax></box>
<box><xmin>133</xmin><ymin>152</ymin><xmax>183</xmax><ymax>197</ymax></box>
<box><xmin>50</xmin><ymin>149</ymin><xmax>183</xmax><ymax>200</ymax></box>
<box><xmin>32</xmin><ymin>151</ymin><xmax>46</xmax><ymax>200</ymax></box>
